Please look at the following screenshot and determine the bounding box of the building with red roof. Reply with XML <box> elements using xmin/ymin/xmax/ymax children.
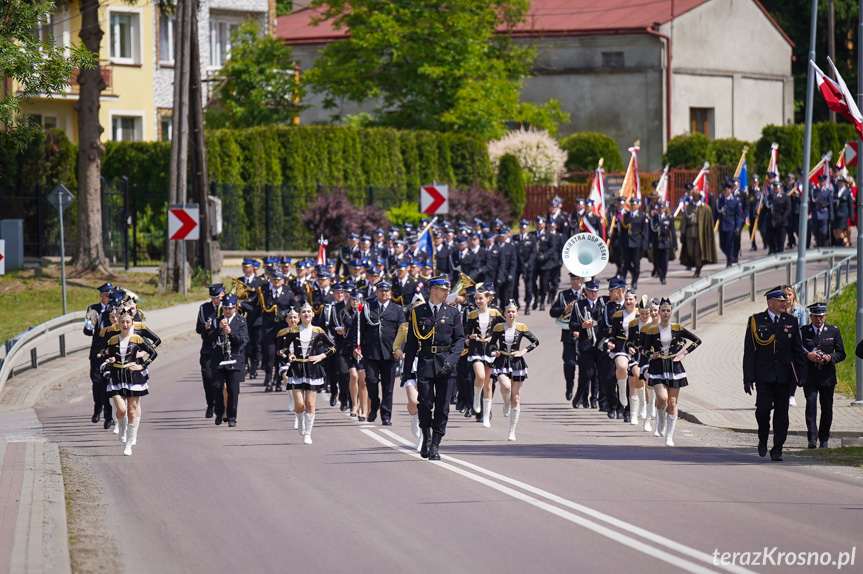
<box><xmin>277</xmin><ymin>0</ymin><xmax>793</xmax><ymax>169</ymax></box>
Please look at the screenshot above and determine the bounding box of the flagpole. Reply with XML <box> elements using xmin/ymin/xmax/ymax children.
<box><xmin>797</xmin><ymin>0</ymin><xmax>819</xmax><ymax>286</ymax></box>
<box><xmin>854</xmin><ymin>0</ymin><xmax>863</xmax><ymax>405</ymax></box>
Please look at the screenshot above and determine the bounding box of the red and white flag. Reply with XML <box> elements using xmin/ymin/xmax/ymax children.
<box><xmin>692</xmin><ymin>162</ymin><xmax>710</xmax><ymax>195</ymax></box>
<box><xmin>812</xmin><ymin>57</ymin><xmax>863</xmax><ymax>139</ymax></box>
<box><xmin>767</xmin><ymin>143</ymin><xmax>779</xmax><ymax>176</ymax></box>
<box><xmin>316</xmin><ymin>235</ymin><xmax>328</xmax><ymax>266</ymax></box>
<box><xmin>807</xmin><ymin>153</ymin><xmax>832</xmax><ymax>185</ymax></box>
<box><xmin>655</xmin><ymin>164</ymin><xmax>670</xmax><ymax>204</ymax></box>
<box><xmin>588</xmin><ymin>160</ymin><xmax>607</xmax><ymax>240</ymax></box>
<box><xmin>834</xmin><ymin>147</ymin><xmax>848</xmax><ymax>180</ymax></box>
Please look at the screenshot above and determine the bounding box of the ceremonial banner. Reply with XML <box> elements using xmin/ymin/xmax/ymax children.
<box><xmin>619</xmin><ymin>142</ymin><xmax>641</xmax><ymax>205</ymax></box>
<box><xmin>812</xmin><ymin>57</ymin><xmax>863</xmax><ymax>138</ymax></box>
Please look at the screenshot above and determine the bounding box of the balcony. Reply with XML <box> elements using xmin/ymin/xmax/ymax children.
<box><xmin>68</xmin><ymin>60</ymin><xmax>114</xmax><ymax>96</ymax></box>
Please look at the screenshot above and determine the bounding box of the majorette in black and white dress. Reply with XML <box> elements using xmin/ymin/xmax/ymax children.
<box><xmin>608</xmin><ymin>308</ymin><xmax>637</xmax><ymax>361</ymax></box>
<box><xmin>102</xmin><ymin>333</ymin><xmax>157</xmax><ymax>397</ymax></box>
<box><xmin>277</xmin><ymin>325</ymin><xmax>336</xmax><ymax>392</ymax></box>
<box><xmin>489</xmin><ymin>322</ymin><xmax>539</xmax><ymax>382</ymax></box>
<box><xmin>465</xmin><ymin>307</ymin><xmax>504</xmax><ymax>365</ymax></box>
<box><xmin>641</xmin><ymin>324</ymin><xmax>701</xmax><ymax>389</ymax></box>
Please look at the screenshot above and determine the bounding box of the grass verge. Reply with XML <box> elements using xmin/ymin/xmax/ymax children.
<box><xmin>829</xmin><ymin>283</ymin><xmax>858</xmax><ymax>398</ymax></box>
<box><xmin>791</xmin><ymin>446</ymin><xmax>863</xmax><ymax>468</ymax></box>
<box><xmin>0</xmin><ymin>267</ymin><xmax>207</xmax><ymax>342</ymax></box>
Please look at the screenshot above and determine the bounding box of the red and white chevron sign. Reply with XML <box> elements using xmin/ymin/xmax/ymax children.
<box><xmin>168</xmin><ymin>205</ymin><xmax>200</xmax><ymax>240</ymax></box>
<box><xmin>420</xmin><ymin>184</ymin><xmax>448</xmax><ymax>215</ymax></box>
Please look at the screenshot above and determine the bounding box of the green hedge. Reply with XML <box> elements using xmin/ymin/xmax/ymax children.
<box><xmin>0</xmin><ymin>128</ymin><xmax>77</xmax><ymax>195</ymax></box>
<box><xmin>559</xmin><ymin>132</ymin><xmax>623</xmax><ymax>172</ymax></box>
<box><xmin>663</xmin><ymin>132</ymin><xmax>714</xmax><ymax>168</ymax></box>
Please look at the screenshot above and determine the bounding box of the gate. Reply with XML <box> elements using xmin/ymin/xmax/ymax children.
<box><xmin>101</xmin><ymin>177</ymin><xmax>130</xmax><ymax>268</ymax></box>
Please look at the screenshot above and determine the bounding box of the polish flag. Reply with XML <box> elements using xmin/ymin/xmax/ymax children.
<box><xmin>812</xmin><ymin>57</ymin><xmax>863</xmax><ymax>139</ymax></box>
<box><xmin>655</xmin><ymin>164</ymin><xmax>670</xmax><ymax>204</ymax></box>
<box><xmin>316</xmin><ymin>236</ymin><xmax>328</xmax><ymax>266</ymax></box>
<box><xmin>767</xmin><ymin>143</ymin><xmax>779</xmax><ymax>176</ymax></box>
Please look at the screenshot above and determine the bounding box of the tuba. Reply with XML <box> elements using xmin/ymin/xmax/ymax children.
<box><xmin>452</xmin><ymin>272</ymin><xmax>476</xmax><ymax>296</ymax></box>
<box><xmin>555</xmin><ymin>233</ymin><xmax>609</xmax><ymax>330</ymax></box>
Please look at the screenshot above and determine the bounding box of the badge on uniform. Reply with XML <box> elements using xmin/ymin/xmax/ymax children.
<box><xmin>440</xmin><ymin>319</ymin><xmax>446</xmax><ymax>324</ymax></box>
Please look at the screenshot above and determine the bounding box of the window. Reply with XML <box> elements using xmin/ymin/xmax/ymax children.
<box><xmin>602</xmin><ymin>51</ymin><xmax>624</xmax><ymax>69</ymax></box>
<box><xmin>111</xmin><ymin>115</ymin><xmax>142</xmax><ymax>141</ymax></box>
<box><xmin>210</xmin><ymin>20</ymin><xmax>240</xmax><ymax>68</ymax></box>
<box><xmin>160</xmin><ymin>115</ymin><xmax>173</xmax><ymax>142</ymax></box>
<box><xmin>109</xmin><ymin>11</ymin><xmax>140</xmax><ymax>63</ymax></box>
<box><xmin>30</xmin><ymin>114</ymin><xmax>58</xmax><ymax>129</ymax></box>
<box><xmin>690</xmin><ymin>107</ymin><xmax>714</xmax><ymax>139</ymax></box>
<box><xmin>33</xmin><ymin>8</ymin><xmax>70</xmax><ymax>52</ymax></box>
<box><xmin>159</xmin><ymin>13</ymin><xmax>176</xmax><ymax>64</ymax></box>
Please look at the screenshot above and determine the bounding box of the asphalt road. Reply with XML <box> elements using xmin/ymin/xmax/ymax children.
<box><xmin>37</xmin><ymin>243</ymin><xmax>863</xmax><ymax>573</ymax></box>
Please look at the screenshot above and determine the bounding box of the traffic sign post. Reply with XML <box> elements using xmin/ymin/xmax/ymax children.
<box><xmin>47</xmin><ymin>184</ymin><xmax>74</xmax><ymax>314</ymax></box>
<box><xmin>0</xmin><ymin>240</ymin><xmax>5</xmax><ymax>276</ymax></box>
<box><xmin>420</xmin><ymin>184</ymin><xmax>448</xmax><ymax>215</ymax></box>
<box><xmin>169</xmin><ymin>204</ymin><xmax>199</xmax><ymax>296</ymax></box>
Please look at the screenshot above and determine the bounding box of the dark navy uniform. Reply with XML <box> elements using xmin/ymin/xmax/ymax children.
<box><xmin>742</xmin><ymin>300</ymin><xmax>807</xmax><ymax>459</ymax></box>
<box><xmin>196</xmin><ymin>295</ymin><xmax>222</xmax><ymax>416</ymax></box>
<box><xmin>716</xmin><ymin>190</ymin><xmax>743</xmax><ymax>266</ymax></box>
<box><xmin>766</xmin><ymin>186</ymin><xmax>790</xmax><ymax>254</ymax></box>
<box><xmin>569</xmin><ymin>291</ymin><xmax>602</xmax><ymax>408</ymax></box>
<box><xmin>621</xmin><ymin>204</ymin><xmax>649</xmax><ymax>288</ymax></box>
<box><xmin>810</xmin><ymin>184</ymin><xmax>834</xmax><ymax>247</ymax></box>
<box><xmin>800</xmin><ymin>311</ymin><xmax>845</xmax><ymax>447</ymax></box>
<box><xmin>533</xmin><ymin>224</ymin><xmax>556</xmax><ymax>310</ymax></box>
<box><xmin>237</xmin><ymin>270</ymin><xmax>267</xmax><ymax>378</ymax></box>
<box><xmin>494</xmin><ymin>236</ymin><xmax>517</xmax><ymax>303</ymax></box>
<box><xmin>512</xmin><ymin>225</ymin><xmax>537</xmax><ymax>312</ymax></box>
<box><xmin>84</xmin><ymin>294</ymin><xmax>112</xmax><ymax>424</ymax></box>
<box><xmin>549</xmin><ymin>282</ymin><xmax>582</xmax><ymax>400</ymax></box>
<box><xmin>650</xmin><ymin>207</ymin><xmax>677</xmax><ymax>284</ymax></box>
<box><xmin>259</xmin><ymin>282</ymin><xmax>297</xmax><ymax>389</ymax></box>
<box><xmin>354</xmin><ymin>294</ymin><xmax>405</xmax><ymax>424</ymax></box>
<box><xmin>402</xmin><ymin>294</ymin><xmax>466</xmax><ymax>458</ymax></box>
<box><xmin>207</xmin><ymin>303</ymin><xmax>249</xmax><ymax>426</ymax></box>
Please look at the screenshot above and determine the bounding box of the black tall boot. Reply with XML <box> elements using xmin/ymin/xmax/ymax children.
<box><xmin>264</xmin><ymin>373</ymin><xmax>273</xmax><ymax>392</ymax></box>
<box><xmin>428</xmin><ymin>431</ymin><xmax>443</xmax><ymax>461</ymax></box>
<box><xmin>420</xmin><ymin>427</ymin><xmax>431</xmax><ymax>459</ymax></box>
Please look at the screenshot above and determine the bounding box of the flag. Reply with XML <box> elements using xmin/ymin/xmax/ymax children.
<box><xmin>692</xmin><ymin>162</ymin><xmax>710</xmax><ymax>194</ymax></box>
<box><xmin>807</xmin><ymin>153</ymin><xmax>832</xmax><ymax>185</ymax></box>
<box><xmin>620</xmin><ymin>142</ymin><xmax>641</xmax><ymax>205</ymax></box>
<box><xmin>316</xmin><ymin>236</ymin><xmax>328</xmax><ymax>266</ymax></box>
<box><xmin>418</xmin><ymin>226</ymin><xmax>433</xmax><ymax>256</ymax></box>
<box><xmin>767</xmin><ymin>142</ymin><xmax>779</xmax><ymax>176</ymax></box>
<box><xmin>811</xmin><ymin>57</ymin><xmax>863</xmax><ymax>139</ymax></box>
<box><xmin>588</xmin><ymin>160</ymin><xmax>607</xmax><ymax>241</ymax></box>
<box><xmin>835</xmin><ymin>147</ymin><xmax>848</xmax><ymax>180</ymax></box>
<box><xmin>655</xmin><ymin>164</ymin><xmax>669</xmax><ymax>203</ymax></box>
<box><xmin>732</xmin><ymin>146</ymin><xmax>749</xmax><ymax>191</ymax></box>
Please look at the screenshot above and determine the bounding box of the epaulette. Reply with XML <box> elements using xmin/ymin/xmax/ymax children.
<box><xmin>107</xmin><ymin>335</ymin><xmax>120</xmax><ymax>345</ymax></box>
<box><xmin>613</xmin><ymin>310</ymin><xmax>623</xmax><ymax>318</ymax></box>
<box><xmin>644</xmin><ymin>325</ymin><xmax>660</xmax><ymax>335</ymax></box>
<box><xmin>628</xmin><ymin>318</ymin><xmax>640</xmax><ymax>328</ymax></box>
<box><xmin>288</xmin><ymin>326</ymin><xmax>300</xmax><ymax>333</ymax></box>
<box><xmin>468</xmin><ymin>310</ymin><xmax>479</xmax><ymax>320</ymax></box>
<box><xmin>312</xmin><ymin>326</ymin><xmax>326</xmax><ymax>334</ymax></box>
<box><xmin>100</xmin><ymin>324</ymin><xmax>120</xmax><ymax>337</ymax></box>
<box><xmin>639</xmin><ymin>323</ymin><xmax>653</xmax><ymax>333</ymax></box>
<box><xmin>492</xmin><ymin>323</ymin><xmax>505</xmax><ymax>332</ymax></box>
<box><xmin>516</xmin><ymin>323</ymin><xmax>529</xmax><ymax>332</ymax></box>
<box><xmin>134</xmin><ymin>321</ymin><xmax>147</xmax><ymax>329</ymax></box>
<box><xmin>671</xmin><ymin>324</ymin><xmax>683</xmax><ymax>331</ymax></box>
<box><xmin>490</xmin><ymin>309</ymin><xmax>503</xmax><ymax>317</ymax></box>
<box><xmin>277</xmin><ymin>328</ymin><xmax>289</xmax><ymax>338</ymax></box>
<box><xmin>130</xmin><ymin>334</ymin><xmax>144</xmax><ymax>344</ymax></box>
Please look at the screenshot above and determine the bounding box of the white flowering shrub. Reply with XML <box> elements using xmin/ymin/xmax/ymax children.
<box><xmin>488</xmin><ymin>128</ymin><xmax>567</xmax><ymax>185</ymax></box>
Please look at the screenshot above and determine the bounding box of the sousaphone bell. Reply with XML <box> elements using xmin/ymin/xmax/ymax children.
<box><xmin>555</xmin><ymin>233</ymin><xmax>609</xmax><ymax>329</ymax></box>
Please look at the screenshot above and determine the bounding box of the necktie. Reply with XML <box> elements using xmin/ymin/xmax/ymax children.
<box><xmin>433</xmin><ymin>305</ymin><xmax>439</xmax><ymax>319</ymax></box>
<box><xmin>774</xmin><ymin>316</ymin><xmax>779</xmax><ymax>325</ymax></box>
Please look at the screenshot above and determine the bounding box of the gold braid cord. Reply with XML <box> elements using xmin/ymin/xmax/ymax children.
<box><xmin>749</xmin><ymin>316</ymin><xmax>775</xmax><ymax>348</ymax></box>
<box><xmin>259</xmin><ymin>286</ymin><xmax>278</xmax><ymax>315</ymax></box>
<box><xmin>411</xmin><ymin>308</ymin><xmax>434</xmax><ymax>341</ymax></box>
<box><xmin>305</xmin><ymin>283</ymin><xmax>324</xmax><ymax>315</ymax></box>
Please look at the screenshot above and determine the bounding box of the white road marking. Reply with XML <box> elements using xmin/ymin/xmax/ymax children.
<box><xmin>363</xmin><ymin>429</ymin><xmax>748</xmax><ymax>574</ymax></box>
<box><xmin>377</xmin><ymin>429</ymin><xmax>756</xmax><ymax>574</ymax></box>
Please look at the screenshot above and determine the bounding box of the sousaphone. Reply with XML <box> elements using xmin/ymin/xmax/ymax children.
<box><xmin>555</xmin><ymin>232</ymin><xmax>609</xmax><ymax>329</ymax></box>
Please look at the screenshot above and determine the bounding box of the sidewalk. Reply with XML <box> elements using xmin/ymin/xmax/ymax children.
<box><xmin>681</xmin><ymin>298</ymin><xmax>863</xmax><ymax>436</ymax></box>
<box><xmin>0</xmin><ymin>299</ymin><xmax>205</xmax><ymax>574</ymax></box>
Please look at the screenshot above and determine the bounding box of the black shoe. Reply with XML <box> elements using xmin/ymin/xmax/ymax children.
<box><xmin>350</xmin><ymin>413</ymin><xmax>358</xmax><ymax>418</ymax></box>
<box><xmin>205</xmin><ymin>406</ymin><xmax>214</xmax><ymax>419</ymax></box>
<box><xmin>420</xmin><ymin>428</ymin><xmax>431</xmax><ymax>458</ymax></box>
<box><xmin>524</xmin><ymin>308</ymin><xmax>530</xmax><ymax>316</ymax></box>
<box><xmin>103</xmin><ymin>418</ymin><xmax>114</xmax><ymax>430</ymax></box>
<box><xmin>757</xmin><ymin>442</ymin><xmax>767</xmax><ymax>457</ymax></box>
<box><xmin>623</xmin><ymin>411</ymin><xmax>631</xmax><ymax>423</ymax></box>
<box><xmin>572</xmin><ymin>399</ymin><xmax>581</xmax><ymax>409</ymax></box>
<box><xmin>819</xmin><ymin>440</ymin><xmax>829</xmax><ymax>448</ymax></box>
<box><xmin>808</xmin><ymin>440</ymin><xmax>817</xmax><ymax>449</ymax></box>
<box><xmin>330</xmin><ymin>394</ymin><xmax>338</xmax><ymax>407</ymax></box>
<box><xmin>457</xmin><ymin>404</ymin><xmax>466</xmax><ymax>413</ymax></box>
<box><xmin>340</xmin><ymin>401</ymin><xmax>349</xmax><ymax>412</ymax></box>
<box><xmin>770</xmin><ymin>448</ymin><xmax>783</xmax><ymax>461</ymax></box>
<box><xmin>91</xmin><ymin>412</ymin><xmax>100</xmax><ymax>424</ymax></box>
<box><xmin>566</xmin><ymin>391</ymin><xmax>573</xmax><ymax>401</ymax></box>
<box><xmin>274</xmin><ymin>384</ymin><xmax>283</xmax><ymax>392</ymax></box>
<box><xmin>228</xmin><ymin>421</ymin><xmax>236</xmax><ymax>427</ymax></box>
<box><xmin>660</xmin><ymin>278</ymin><xmax>666</xmax><ymax>285</ymax></box>
<box><xmin>539</xmin><ymin>303</ymin><xmax>545</xmax><ymax>311</ymax></box>
<box><xmin>751</xmin><ymin>245</ymin><xmax>757</xmax><ymax>251</ymax></box>
<box><xmin>428</xmin><ymin>431</ymin><xmax>443</xmax><ymax>461</ymax></box>
<box><xmin>358</xmin><ymin>416</ymin><xmax>366</xmax><ymax>422</ymax></box>
<box><xmin>264</xmin><ymin>384</ymin><xmax>273</xmax><ymax>393</ymax></box>
<box><xmin>607</xmin><ymin>410</ymin><xmax>616</xmax><ymax>419</ymax></box>
<box><xmin>532</xmin><ymin>301</ymin><xmax>538</xmax><ymax>311</ymax></box>
<box><xmin>464</xmin><ymin>408</ymin><xmax>473</xmax><ymax>417</ymax></box>
<box><xmin>215</xmin><ymin>415</ymin><xmax>223</xmax><ymax>426</ymax></box>
<box><xmin>368</xmin><ymin>410</ymin><xmax>378</xmax><ymax>423</ymax></box>
<box><xmin>381</xmin><ymin>418</ymin><xmax>392</xmax><ymax>426</ymax></box>
<box><xmin>590</xmin><ymin>398</ymin><xmax>598</xmax><ymax>409</ymax></box>
<box><xmin>616</xmin><ymin>408</ymin><xmax>624</xmax><ymax>420</ymax></box>
<box><xmin>631</xmin><ymin>283</ymin><xmax>637</xmax><ymax>290</ymax></box>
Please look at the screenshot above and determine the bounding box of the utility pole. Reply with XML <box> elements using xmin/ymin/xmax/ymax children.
<box><xmin>166</xmin><ymin>0</ymin><xmax>191</xmax><ymax>292</ymax></box>
<box><xmin>854</xmin><ymin>0</ymin><xmax>863</xmax><ymax>406</ymax></box>
<box><xmin>797</xmin><ymin>0</ymin><xmax>819</xmax><ymax>286</ymax></box>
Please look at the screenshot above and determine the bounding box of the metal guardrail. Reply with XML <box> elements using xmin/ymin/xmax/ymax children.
<box><xmin>0</xmin><ymin>311</ymin><xmax>86</xmax><ymax>394</ymax></box>
<box><xmin>668</xmin><ymin>248</ymin><xmax>857</xmax><ymax>329</ymax></box>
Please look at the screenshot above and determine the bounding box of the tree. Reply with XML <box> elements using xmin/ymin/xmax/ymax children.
<box><xmin>205</xmin><ymin>21</ymin><xmax>304</xmax><ymax>129</ymax></box>
<box><xmin>559</xmin><ymin>132</ymin><xmax>623</xmax><ymax>172</ymax></box>
<box><xmin>304</xmin><ymin>0</ymin><xmax>567</xmax><ymax>139</ymax></box>
<box><xmin>0</xmin><ymin>0</ymin><xmax>94</xmax><ymax>152</ymax></box>
<box><xmin>761</xmin><ymin>0</ymin><xmax>858</xmax><ymax>122</ymax></box>
<box><xmin>663</xmin><ymin>133</ymin><xmax>714</xmax><ymax>169</ymax></box>
<box><xmin>496</xmin><ymin>154</ymin><xmax>525</xmax><ymax>220</ymax></box>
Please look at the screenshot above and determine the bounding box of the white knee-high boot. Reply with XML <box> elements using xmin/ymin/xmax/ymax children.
<box><xmin>648</xmin><ymin>388</ymin><xmax>657</xmax><ymax>418</ymax></box>
<box><xmin>508</xmin><ymin>407</ymin><xmax>520</xmax><ymax>441</ymax></box>
<box><xmin>303</xmin><ymin>413</ymin><xmax>315</xmax><ymax>445</ymax></box>
<box><xmin>410</xmin><ymin>413</ymin><xmax>420</xmax><ymax>438</ymax></box>
<box><xmin>123</xmin><ymin>423</ymin><xmax>138</xmax><ymax>456</ymax></box>
<box><xmin>113</xmin><ymin>411</ymin><xmax>123</xmax><ymax>435</ymax></box>
<box><xmin>482</xmin><ymin>398</ymin><xmax>492</xmax><ymax>428</ymax></box>
<box><xmin>665</xmin><ymin>414</ymin><xmax>677</xmax><ymax>446</ymax></box>
<box><xmin>629</xmin><ymin>393</ymin><xmax>639</xmax><ymax>425</ymax></box>
<box><xmin>637</xmin><ymin>387</ymin><xmax>647</xmax><ymax>420</ymax></box>
<box><xmin>654</xmin><ymin>408</ymin><xmax>667</xmax><ymax>437</ymax></box>
<box><xmin>130</xmin><ymin>420</ymin><xmax>138</xmax><ymax>445</ymax></box>
<box><xmin>502</xmin><ymin>392</ymin><xmax>511</xmax><ymax>417</ymax></box>
<box><xmin>296</xmin><ymin>412</ymin><xmax>305</xmax><ymax>436</ymax></box>
<box><xmin>473</xmin><ymin>387</ymin><xmax>483</xmax><ymax>413</ymax></box>
<box><xmin>117</xmin><ymin>415</ymin><xmax>127</xmax><ymax>443</ymax></box>
<box><xmin>616</xmin><ymin>378</ymin><xmax>627</xmax><ymax>413</ymax></box>
<box><xmin>287</xmin><ymin>390</ymin><xmax>295</xmax><ymax>411</ymax></box>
